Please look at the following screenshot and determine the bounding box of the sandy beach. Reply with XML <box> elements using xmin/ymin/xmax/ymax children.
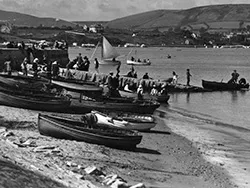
<box><xmin>0</xmin><ymin>105</ymin><xmax>236</xmax><ymax>188</ymax></box>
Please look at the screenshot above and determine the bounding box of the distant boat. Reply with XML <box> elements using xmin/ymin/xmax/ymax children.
<box><xmin>202</xmin><ymin>79</ymin><xmax>249</xmax><ymax>91</ymax></box>
<box><xmin>99</xmin><ymin>36</ymin><xmax>121</xmax><ymax>65</ymax></box>
<box><xmin>126</xmin><ymin>49</ymin><xmax>151</xmax><ymax>66</ymax></box>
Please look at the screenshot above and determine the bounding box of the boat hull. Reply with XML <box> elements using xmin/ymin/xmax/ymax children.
<box><xmin>126</xmin><ymin>60</ymin><xmax>151</xmax><ymax>66</ymax></box>
<box><xmin>0</xmin><ymin>73</ymin><xmax>48</xmax><ymax>89</ymax></box>
<box><xmin>51</xmin><ymin>79</ymin><xmax>103</xmax><ymax>92</ymax></box>
<box><xmin>71</xmin><ymin>98</ymin><xmax>160</xmax><ymax>114</ymax></box>
<box><xmin>38</xmin><ymin>114</ymin><xmax>142</xmax><ymax>149</ymax></box>
<box><xmin>202</xmin><ymin>80</ymin><xmax>249</xmax><ymax>91</ymax></box>
<box><xmin>0</xmin><ymin>89</ymin><xmax>71</xmax><ymax>111</ymax></box>
<box><xmin>99</xmin><ymin>59</ymin><xmax>121</xmax><ymax>65</ymax></box>
<box><xmin>93</xmin><ymin>111</ymin><xmax>156</xmax><ymax>131</ymax></box>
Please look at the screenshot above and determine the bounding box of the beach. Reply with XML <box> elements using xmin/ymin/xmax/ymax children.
<box><xmin>0</xmin><ymin>105</ymin><xmax>236</xmax><ymax>188</ymax></box>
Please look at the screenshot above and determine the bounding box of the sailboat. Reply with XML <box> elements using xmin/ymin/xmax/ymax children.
<box><xmin>99</xmin><ymin>36</ymin><xmax>121</xmax><ymax>65</ymax></box>
<box><xmin>126</xmin><ymin>49</ymin><xmax>151</xmax><ymax>66</ymax></box>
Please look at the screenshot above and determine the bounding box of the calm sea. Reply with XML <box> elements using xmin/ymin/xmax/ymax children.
<box><xmin>69</xmin><ymin>47</ymin><xmax>250</xmax><ymax>187</ymax></box>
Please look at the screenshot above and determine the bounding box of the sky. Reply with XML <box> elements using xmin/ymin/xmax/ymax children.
<box><xmin>0</xmin><ymin>0</ymin><xmax>250</xmax><ymax>21</ymax></box>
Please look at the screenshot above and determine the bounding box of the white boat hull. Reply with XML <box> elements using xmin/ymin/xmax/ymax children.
<box><xmin>93</xmin><ymin>111</ymin><xmax>156</xmax><ymax>131</ymax></box>
<box><xmin>127</xmin><ymin>60</ymin><xmax>151</xmax><ymax>66</ymax></box>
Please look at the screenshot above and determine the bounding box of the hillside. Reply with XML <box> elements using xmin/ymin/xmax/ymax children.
<box><xmin>0</xmin><ymin>9</ymin><xmax>75</xmax><ymax>27</ymax></box>
<box><xmin>106</xmin><ymin>4</ymin><xmax>250</xmax><ymax>32</ymax></box>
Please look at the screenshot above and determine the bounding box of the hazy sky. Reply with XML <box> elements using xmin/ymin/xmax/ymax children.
<box><xmin>0</xmin><ymin>0</ymin><xmax>250</xmax><ymax>21</ymax></box>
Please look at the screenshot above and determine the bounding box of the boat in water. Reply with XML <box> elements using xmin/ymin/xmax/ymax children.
<box><xmin>38</xmin><ymin>113</ymin><xmax>142</xmax><ymax>149</ymax></box>
<box><xmin>99</xmin><ymin>36</ymin><xmax>121</xmax><ymax>65</ymax></box>
<box><xmin>202</xmin><ymin>79</ymin><xmax>249</xmax><ymax>91</ymax></box>
<box><xmin>126</xmin><ymin>49</ymin><xmax>151</xmax><ymax>66</ymax></box>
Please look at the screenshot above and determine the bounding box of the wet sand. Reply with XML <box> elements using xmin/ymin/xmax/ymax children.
<box><xmin>0</xmin><ymin>105</ymin><xmax>236</xmax><ymax>188</ymax></box>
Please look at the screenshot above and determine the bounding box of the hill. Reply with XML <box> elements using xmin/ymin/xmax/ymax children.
<box><xmin>106</xmin><ymin>4</ymin><xmax>250</xmax><ymax>32</ymax></box>
<box><xmin>0</xmin><ymin>9</ymin><xmax>75</xmax><ymax>27</ymax></box>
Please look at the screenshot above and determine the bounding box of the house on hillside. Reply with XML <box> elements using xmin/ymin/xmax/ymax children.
<box><xmin>89</xmin><ymin>24</ymin><xmax>104</xmax><ymax>33</ymax></box>
<box><xmin>0</xmin><ymin>21</ymin><xmax>12</xmax><ymax>33</ymax></box>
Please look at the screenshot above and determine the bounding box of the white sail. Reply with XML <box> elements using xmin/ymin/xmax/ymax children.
<box><xmin>102</xmin><ymin>36</ymin><xmax>120</xmax><ymax>60</ymax></box>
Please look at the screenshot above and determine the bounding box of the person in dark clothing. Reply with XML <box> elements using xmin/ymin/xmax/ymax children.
<box><xmin>107</xmin><ymin>72</ymin><xmax>115</xmax><ymax>97</ymax></box>
<box><xmin>142</xmin><ymin>72</ymin><xmax>149</xmax><ymax>79</ymax></box>
<box><xmin>228</xmin><ymin>70</ymin><xmax>240</xmax><ymax>84</ymax></box>
<box><xmin>52</xmin><ymin>61</ymin><xmax>60</xmax><ymax>78</ymax></box>
<box><xmin>32</xmin><ymin>58</ymin><xmax>39</xmax><ymax>77</ymax></box>
<box><xmin>83</xmin><ymin>56</ymin><xmax>90</xmax><ymax>71</ymax></box>
<box><xmin>112</xmin><ymin>74</ymin><xmax>121</xmax><ymax>97</ymax></box>
<box><xmin>94</xmin><ymin>58</ymin><xmax>99</xmax><ymax>73</ymax></box>
<box><xmin>186</xmin><ymin>69</ymin><xmax>192</xmax><ymax>86</ymax></box>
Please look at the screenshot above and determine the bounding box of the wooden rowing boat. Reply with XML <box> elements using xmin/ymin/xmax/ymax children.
<box><xmin>51</xmin><ymin>79</ymin><xmax>103</xmax><ymax>92</ymax></box>
<box><xmin>0</xmin><ymin>73</ymin><xmax>48</xmax><ymax>89</ymax></box>
<box><xmin>0</xmin><ymin>89</ymin><xmax>71</xmax><ymax>111</ymax></box>
<box><xmin>70</xmin><ymin>96</ymin><xmax>160</xmax><ymax>114</ymax></box>
<box><xmin>202</xmin><ymin>79</ymin><xmax>249</xmax><ymax>91</ymax></box>
<box><xmin>38</xmin><ymin>113</ymin><xmax>142</xmax><ymax>149</ymax></box>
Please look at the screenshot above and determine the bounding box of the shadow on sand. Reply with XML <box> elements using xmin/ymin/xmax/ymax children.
<box><xmin>0</xmin><ymin>159</ymin><xmax>66</xmax><ymax>188</ymax></box>
<box><xmin>142</xmin><ymin>129</ymin><xmax>171</xmax><ymax>135</ymax></box>
<box><xmin>133</xmin><ymin>147</ymin><xmax>161</xmax><ymax>155</ymax></box>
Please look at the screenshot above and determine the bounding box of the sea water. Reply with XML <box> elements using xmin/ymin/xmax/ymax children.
<box><xmin>69</xmin><ymin>47</ymin><xmax>250</xmax><ymax>187</ymax></box>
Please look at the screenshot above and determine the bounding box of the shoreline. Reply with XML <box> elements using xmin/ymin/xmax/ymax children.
<box><xmin>0</xmin><ymin>105</ymin><xmax>236</xmax><ymax>188</ymax></box>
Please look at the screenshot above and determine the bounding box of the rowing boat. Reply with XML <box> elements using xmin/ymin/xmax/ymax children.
<box><xmin>202</xmin><ymin>79</ymin><xmax>249</xmax><ymax>91</ymax></box>
<box><xmin>0</xmin><ymin>88</ymin><xmax>71</xmax><ymax>111</ymax></box>
<box><xmin>71</xmin><ymin>96</ymin><xmax>160</xmax><ymax>114</ymax></box>
<box><xmin>38</xmin><ymin>113</ymin><xmax>142</xmax><ymax>149</ymax></box>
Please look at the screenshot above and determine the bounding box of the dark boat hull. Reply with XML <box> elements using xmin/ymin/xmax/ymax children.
<box><xmin>71</xmin><ymin>97</ymin><xmax>160</xmax><ymax>114</ymax></box>
<box><xmin>38</xmin><ymin>114</ymin><xmax>142</xmax><ymax>149</ymax></box>
<box><xmin>202</xmin><ymin>80</ymin><xmax>249</xmax><ymax>91</ymax></box>
<box><xmin>0</xmin><ymin>89</ymin><xmax>71</xmax><ymax>111</ymax></box>
<box><xmin>0</xmin><ymin>73</ymin><xmax>48</xmax><ymax>89</ymax></box>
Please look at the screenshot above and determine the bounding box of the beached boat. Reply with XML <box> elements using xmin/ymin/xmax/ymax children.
<box><xmin>70</xmin><ymin>96</ymin><xmax>160</xmax><ymax>114</ymax></box>
<box><xmin>51</xmin><ymin>79</ymin><xmax>103</xmax><ymax>93</ymax></box>
<box><xmin>99</xmin><ymin>36</ymin><xmax>121</xmax><ymax>65</ymax></box>
<box><xmin>38</xmin><ymin>113</ymin><xmax>142</xmax><ymax>149</ymax></box>
<box><xmin>119</xmin><ymin>90</ymin><xmax>170</xmax><ymax>103</ymax></box>
<box><xmin>202</xmin><ymin>80</ymin><xmax>249</xmax><ymax>91</ymax></box>
<box><xmin>0</xmin><ymin>73</ymin><xmax>48</xmax><ymax>89</ymax></box>
<box><xmin>0</xmin><ymin>88</ymin><xmax>71</xmax><ymax>111</ymax></box>
<box><xmin>93</xmin><ymin>111</ymin><xmax>156</xmax><ymax>131</ymax></box>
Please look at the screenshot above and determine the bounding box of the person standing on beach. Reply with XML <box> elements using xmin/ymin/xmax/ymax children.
<box><xmin>21</xmin><ymin>57</ymin><xmax>28</xmax><ymax>76</ymax></box>
<box><xmin>94</xmin><ymin>58</ymin><xmax>99</xmax><ymax>73</ymax></box>
<box><xmin>4</xmin><ymin>58</ymin><xmax>12</xmax><ymax>76</ymax></box>
<box><xmin>186</xmin><ymin>69</ymin><xmax>192</xmax><ymax>86</ymax></box>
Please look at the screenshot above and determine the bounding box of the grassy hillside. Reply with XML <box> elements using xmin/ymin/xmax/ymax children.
<box><xmin>0</xmin><ymin>9</ymin><xmax>75</xmax><ymax>27</ymax></box>
<box><xmin>106</xmin><ymin>4</ymin><xmax>250</xmax><ymax>32</ymax></box>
